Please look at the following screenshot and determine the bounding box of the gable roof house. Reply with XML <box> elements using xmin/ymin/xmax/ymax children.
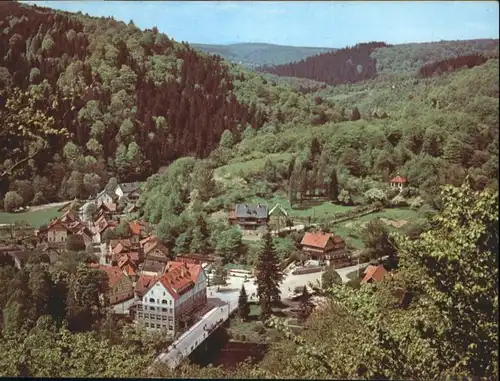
<box><xmin>229</xmin><ymin>204</ymin><xmax>269</xmax><ymax>230</ymax></box>
<box><xmin>361</xmin><ymin>265</ymin><xmax>389</xmax><ymax>284</ymax></box>
<box><xmin>300</xmin><ymin>231</ymin><xmax>350</xmax><ymax>267</ymax></box>
<box><xmin>118</xmin><ymin>253</ymin><xmax>139</xmax><ymax>279</ymax></box>
<box><xmin>97</xmin><ymin>265</ymin><xmax>135</xmax><ymax>305</ymax></box>
<box><xmin>136</xmin><ymin>261</ymin><xmax>207</xmax><ymax>332</ymax></box>
<box><xmin>115</xmin><ymin>182</ymin><xmax>143</xmax><ymax>201</ymax></box>
<box><xmin>96</xmin><ymin>188</ymin><xmax>119</xmax><ymax>208</ymax></box>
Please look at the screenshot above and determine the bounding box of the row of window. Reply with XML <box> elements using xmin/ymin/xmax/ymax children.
<box><xmin>145</xmin><ymin>322</ymin><xmax>174</xmax><ymax>330</ymax></box>
<box><xmin>147</xmin><ymin>297</ymin><xmax>173</xmax><ymax>305</ymax></box>
<box><xmin>138</xmin><ymin>312</ymin><xmax>174</xmax><ymax>321</ymax></box>
<box><xmin>145</xmin><ymin>306</ymin><xmax>173</xmax><ymax>313</ymax></box>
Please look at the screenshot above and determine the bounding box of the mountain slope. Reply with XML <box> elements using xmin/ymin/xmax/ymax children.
<box><xmin>0</xmin><ymin>2</ymin><xmax>273</xmax><ymax>204</ymax></box>
<box><xmin>259</xmin><ymin>39</ymin><xmax>499</xmax><ymax>84</ymax></box>
<box><xmin>191</xmin><ymin>42</ymin><xmax>336</xmax><ymax>68</ymax></box>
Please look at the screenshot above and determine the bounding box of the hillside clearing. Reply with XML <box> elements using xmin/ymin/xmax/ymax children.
<box><xmin>0</xmin><ymin>206</ymin><xmax>62</xmax><ymax>227</ymax></box>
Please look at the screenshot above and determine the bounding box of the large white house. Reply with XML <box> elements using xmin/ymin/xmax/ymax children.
<box><xmin>135</xmin><ymin>261</ymin><xmax>207</xmax><ymax>334</ymax></box>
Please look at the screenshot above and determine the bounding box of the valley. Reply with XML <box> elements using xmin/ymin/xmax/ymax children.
<box><xmin>0</xmin><ymin>1</ymin><xmax>498</xmax><ymax>380</ymax></box>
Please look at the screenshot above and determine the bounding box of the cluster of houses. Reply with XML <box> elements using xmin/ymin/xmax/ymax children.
<box><xmin>1</xmin><ymin>181</ymin><xmax>214</xmax><ymax>337</ymax></box>
<box><xmin>1</xmin><ymin>176</ymin><xmax>405</xmax><ymax>335</ymax></box>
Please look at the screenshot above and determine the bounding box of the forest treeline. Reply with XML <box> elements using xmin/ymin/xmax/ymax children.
<box><xmin>418</xmin><ymin>53</ymin><xmax>490</xmax><ymax>78</ymax></box>
<box><xmin>258</xmin><ymin>42</ymin><xmax>388</xmax><ymax>85</ymax></box>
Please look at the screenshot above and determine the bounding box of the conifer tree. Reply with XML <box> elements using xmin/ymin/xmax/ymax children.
<box><xmin>328</xmin><ymin>168</ymin><xmax>339</xmax><ymax>202</ymax></box>
<box><xmin>237</xmin><ymin>285</ymin><xmax>250</xmax><ymax>321</ymax></box>
<box><xmin>255</xmin><ymin>231</ymin><xmax>283</xmax><ymax>305</ymax></box>
<box><xmin>260</xmin><ymin>296</ymin><xmax>271</xmax><ymax>321</ymax></box>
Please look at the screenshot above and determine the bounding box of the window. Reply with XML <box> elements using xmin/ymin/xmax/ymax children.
<box><xmin>162</xmin><ymin>316</ymin><xmax>167</xmax><ymax>321</ymax></box>
<box><xmin>169</xmin><ymin>300</ymin><xmax>172</xmax><ymax>305</ymax></box>
<box><xmin>144</xmin><ymin>313</ymin><xmax>149</xmax><ymax>319</ymax></box>
<box><xmin>169</xmin><ymin>308</ymin><xmax>172</xmax><ymax>314</ymax></box>
<box><xmin>138</xmin><ymin>312</ymin><xmax>143</xmax><ymax>318</ymax></box>
<box><xmin>161</xmin><ymin>299</ymin><xmax>168</xmax><ymax>304</ymax></box>
<box><xmin>149</xmin><ymin>306</ymin><xmax>155</xmax><ymax>311</ymax></box>
<box><xmin>149</xmin><ymin>298</ymin><xmax>155</xmax><ymax>303</ymax></box>
<box><xmin>156</xmin><ymin>324</ymin><xmax>161</xmax><ymax>328</ymax></box>
<box><xmin>168</xmin><ymin>316</ymin><xmax>173</xmax><ymax>321</ymax></box>
<box><xmin>156</xmin><ymin>315</ymin><xmax>161</xmax><ymax>320</ymax></box>
<box><xmin>145</xmin><ymin>323</ymin><xmax>149</xmax><ymax>327</ymax></box>
<box><xmin>162</xmin><ymin>308</ymin><xmax>168</xmax><ymax>312</ymax></box>
<box><xmin>168</xmin><ymin>325</ymin><xmax>173</xmax><ymax>330</ymax></box>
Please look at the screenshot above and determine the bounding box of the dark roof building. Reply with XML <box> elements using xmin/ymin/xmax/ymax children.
<box><xmin>234</xmin><ymin>203</ymin><xmax>268</xmax><ymax>219</ymax></box>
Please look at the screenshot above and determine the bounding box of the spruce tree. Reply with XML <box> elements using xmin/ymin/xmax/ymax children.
<box><xmin>260</xmin><ymin>296</ymin><xmax>271</xmax><ymax>321</ymax></box>
<box><xmin>237</xmin><ymin>285</ymin><xmax>250</xmax><ymax>321</ymax></box>
<box><xmin>255</xmin><ymin>231</ymin><xmax>283</xmax><ymax>305</ymax></box>
<box><xmin>329</xmin><ymin>168</ymin><xmax>339</xmax><ymax>202</ymax></box>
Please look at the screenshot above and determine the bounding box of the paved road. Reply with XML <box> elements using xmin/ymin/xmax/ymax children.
<box><xmin>209</xmin><ymin>260</ymin><xmax>370</xmax><ymax>302</ymax></box>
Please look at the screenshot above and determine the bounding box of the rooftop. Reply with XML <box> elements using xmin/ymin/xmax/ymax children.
<box><xmin>234</xmin><ymin>203</ymin><xmax>269</xmax><ymax>219</ymax></box>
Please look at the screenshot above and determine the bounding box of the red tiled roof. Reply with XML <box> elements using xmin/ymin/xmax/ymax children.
<box><xmin>361</xmin><ymin>265</ymin><xmax>388</xmax><ymax>284</ymax></box>
<box><xmin>129</xmin><ymin>222</ymin><xmax>141</xmax><ymax>235</ymax></box>
<box><xmin>390</xmin><ymin>175</ymin><xmax>407</xmax><ymax>183</ymax></box>
<box><xmin>110</xmin><ymin>239</ymin><xmax>132</xmax><ymax>249</ymax></box>
<box><xmin>47</xmin><ymin>222</ymin><xmax>68</xmax><ymax>232</ymax></box>
<box><xmin>135</xmin><ymin>273</ymin><xmax>158</xmax><ymax>296</ymax></box>
<box><xmin>91</xmin><ymin>265</ymin><xmax>126</xmax><ymax>289</ymax></box>
<box><xmin>145</xmin><ymin>261</ymin><xmax>202</xmax><ymax>300</ymax></box>
<box><xmin>123</xmin><ymin>264</ymin><xmax>137</xmax><ymax>277</ymax></box>
<box><xmin>301</xmin><ymin>232</ymin><xmax>336</xmax><ymax>249</ymax></box>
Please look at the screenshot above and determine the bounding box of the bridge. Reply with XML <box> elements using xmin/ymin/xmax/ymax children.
<box><xmin>151</xmin><ymin>299</ymin><xmax>238</xmax><ymax>370</ymax></box>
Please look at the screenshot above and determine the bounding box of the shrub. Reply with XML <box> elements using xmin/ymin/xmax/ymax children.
<box><xmin>3</xmin><ymin>191</ymin><xmax>24</xmax><ymax>212</ymax></box>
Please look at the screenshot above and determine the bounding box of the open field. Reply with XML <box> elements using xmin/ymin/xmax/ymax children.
<box><xmin>331</xmin><ymin>207</ymin><xmax>418</xmax><ymax>249</ymax></box>
<box><xmin>0</xmin><ymin>206</ymin><xmax>62</xmax><ymax>227</ymax></box>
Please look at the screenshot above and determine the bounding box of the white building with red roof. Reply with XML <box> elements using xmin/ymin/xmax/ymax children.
<box><xmin>135</xmin><ymin>261</ymin><xmax>207</xmax><ymax>334</ymax></box>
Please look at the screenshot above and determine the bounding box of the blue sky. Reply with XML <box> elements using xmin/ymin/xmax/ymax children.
<box><xmin>27</xmin><ymin>1</ymin><xmax>499</xmax><ymax>48</ymax></box>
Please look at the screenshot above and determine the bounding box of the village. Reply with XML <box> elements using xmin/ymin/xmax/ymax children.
<box><xmin>0</xmin><ymin>175</ymin><xmax>399</xmax><ymax>347</ymax></box>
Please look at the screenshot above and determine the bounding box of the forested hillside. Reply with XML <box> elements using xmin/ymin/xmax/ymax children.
<box><xmin>191</xmin><ymin>42</ymin><xmax>335</xmax><ymax>68</ymax></box>
<box><xmin>259</xmin><ymin>39</ymin><xmax>499</xmax><ymax>83</ymax></box>
<box><xmin>259</xmin><ymin>42</ymin><xmax>388</xmax><ymax>85</ymax></box>
<box><xmin>0</xmin><ymin>2</ymin><xmax>272</xmax><ymax>204</ymax></box>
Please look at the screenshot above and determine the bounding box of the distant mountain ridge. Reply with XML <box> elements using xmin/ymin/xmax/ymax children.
<box><xmin>191</xmin><ymin>42</ymin><xmax>336</xmax><ymax>68</ymax></box>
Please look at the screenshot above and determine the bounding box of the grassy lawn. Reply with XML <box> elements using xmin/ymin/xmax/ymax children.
<box><xmin>0</xmin><ymin>206</ymin><xmax>61</xmax><ymax>227</ymax></box>
<box><xmin>330</xmin><ymin>207</ymin><xmax>419</xmax><ymax>249</ymax></box>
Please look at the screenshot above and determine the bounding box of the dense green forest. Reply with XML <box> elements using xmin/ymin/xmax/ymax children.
<box><xmin>191</xmin><ymin>42</ymin><xmax>336</xmax><ymax>68</ymax></box>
